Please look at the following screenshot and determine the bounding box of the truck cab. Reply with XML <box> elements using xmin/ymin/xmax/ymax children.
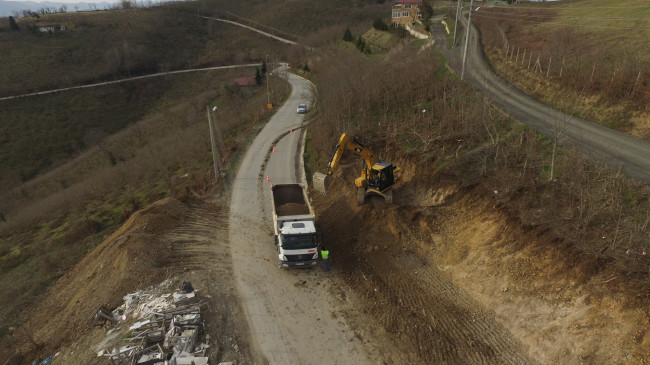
<box><xmin>276</xmin><ymin>220</ymin><xmax>319</xmax><ymax>268</ymax></box>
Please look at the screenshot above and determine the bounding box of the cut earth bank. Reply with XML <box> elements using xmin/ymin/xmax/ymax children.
<box><xmin>311</xmin><ymin>159</ymin><xmax>650</xmax><ymax>364</ymax></box>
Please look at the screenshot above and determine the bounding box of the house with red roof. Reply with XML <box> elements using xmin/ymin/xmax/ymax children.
<box><xmin>391</xmin><ymin>0</ymin><xmax>423</xmax><ymax>27</ymax></box>
<box><xmin>234</xmin><ymin>76</ymin><xmax>256</xmax><ymax>87</ymax></box>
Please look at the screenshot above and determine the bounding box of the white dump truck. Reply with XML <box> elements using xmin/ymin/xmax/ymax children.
<box><xmin>271</xmin><ymin>184</ymin><xmax>320</xmax><ymax>268</ymax></box>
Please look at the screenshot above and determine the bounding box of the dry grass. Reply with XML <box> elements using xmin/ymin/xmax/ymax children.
<box><xmin>308</xmin><ymin>37</ymin><xmax>650</xmax><ymax>288</ymax></box>
<box><xmin>0</xmin><ymin>0</ymin><xmax>391</xmax><ymax>346</ymax></box>
<box><xmin>474</xmin><ymin>0</ymin><xmax>650</xmax><ymax>137</ymax></box>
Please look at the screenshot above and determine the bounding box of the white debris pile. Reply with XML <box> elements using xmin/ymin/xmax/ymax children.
<box><xmin>116</xmin><ymin>279</ymin><xmax>176</xmax><ymax>319</ymax></box>
<box><xmin>94</xmin><ymin>278</ymin><xmax>210</xmax><ymax>364</ymax></box>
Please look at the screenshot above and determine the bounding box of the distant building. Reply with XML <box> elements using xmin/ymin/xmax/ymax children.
<box><xmin>391</xmin><ymin>0</ymin><xmax>422</xmax><ymax>27</ymax></box>
<box><xmin>39</xmin><ymin>25</ymin><xmax>65</xmax><ymax>33</ymax></box>
<box><xmin>234</xmin><ymin>76</ymin><xmax>257</xmax><ymax>97</ymax></box>
<box><xmin>234</xmin><ymin>77</ymin><xmax>256</xmax><ymax>87</ymax></box>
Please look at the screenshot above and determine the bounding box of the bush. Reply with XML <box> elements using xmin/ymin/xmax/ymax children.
<box><xmin>373</xmin><ymin>18</ymin><xmax>388</xmax><ymax>31</ymax></box>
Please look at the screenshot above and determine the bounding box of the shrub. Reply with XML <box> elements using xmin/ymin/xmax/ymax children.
<box><xmin>343</xmin><ymin>27</ymin><xmax>353</xmax><ymax>42</ymax></box>
<box><xmin>373</xmin><ymin>18</ymin><xmax>388</xmax><ymax>31</ymax></box>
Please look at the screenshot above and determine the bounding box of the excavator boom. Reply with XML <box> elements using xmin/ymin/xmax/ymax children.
<box><xmin>326</xmin><ymin>133</ymin><xmax>376</xmax><ymax>174</ymax></box>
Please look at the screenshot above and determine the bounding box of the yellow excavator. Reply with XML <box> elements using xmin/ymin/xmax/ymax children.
<box><xmin>313</xmin><ymin>133</ymin><xmax>403</xmax><ymax>205</ymax></box>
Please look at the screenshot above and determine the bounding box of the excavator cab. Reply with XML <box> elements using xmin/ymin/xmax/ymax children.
<box><xmin>368</xmin><ymin>162</ymin><xmax>396</xmax><ymax>192</ymax></box>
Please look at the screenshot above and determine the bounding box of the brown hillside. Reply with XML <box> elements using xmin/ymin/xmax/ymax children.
<box><xmin>14</xmin><ymin>197</ymin><xmax>187</xmax><ymax>358</ymax></box>
<box><xmin>311</xmin><ymin>159</ymin><xmax>650</xmax><ymax>363</ymax></box>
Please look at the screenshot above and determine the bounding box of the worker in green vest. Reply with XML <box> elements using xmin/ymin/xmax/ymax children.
<box><xmin>321</xmin><ymin>246</ymin><xmax>330</xmax><ymax>272</ymax></box>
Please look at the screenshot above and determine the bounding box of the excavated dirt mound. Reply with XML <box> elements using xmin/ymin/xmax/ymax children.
<box><xmin>310</xmin><ymin>162</ymin><xmax>650</xmax><ymax>364</ymax></box>
<box><xmin>276</xmin><ymin>202</ymin><xmax>310</xmax><ymax>216</ymax></box>
<box><xmin>6</xmin><ymin>197</ymin><xmax>254</xmax><ymax>365</ymax></box>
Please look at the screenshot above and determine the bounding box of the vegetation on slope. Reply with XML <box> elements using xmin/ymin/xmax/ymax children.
<box><xmin>0</xmin><ymin>0</ymin><xmax>389</xmax><ymax>353</ymax></box>
<box><xmin>1</xmin><ymin>0</ymin><xmax>649</xmax><ymax>359</ymax></box>
<box><xmin>306</xmin><ymin>30</ymin><xmax>650</xmax><ymax>289</ymax></box>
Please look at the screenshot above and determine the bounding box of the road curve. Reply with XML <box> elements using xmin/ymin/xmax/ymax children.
<box><xmin>446</xmin><ymin>14</ymin><xmax>650</xmax><ymax>184</ymax></box>
<box><xmin>228</xmin><ymin>68</ymin><xmax>372</xmax><ymax>364</ymax></box>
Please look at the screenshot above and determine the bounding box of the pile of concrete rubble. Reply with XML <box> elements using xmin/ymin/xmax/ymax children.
<box><xmin>93</xmin><ymin>280</ymin><xmax>224</xmax><ymax>365</ymax></box>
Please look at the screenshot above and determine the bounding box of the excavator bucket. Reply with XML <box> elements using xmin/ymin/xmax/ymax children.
<box><xmin>312</xmin><ymin>172</ymin><xmax>331</xmax><ymax>194</ymax></box>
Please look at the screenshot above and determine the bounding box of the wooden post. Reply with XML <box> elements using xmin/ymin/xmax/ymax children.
<box><xmin>528</xmin><ymin>52</ymin><xmax>532</xmax><ymax>69</ymax></box>
<box><xmin>534</xmin><ymin>54</ymin><xmax>542</xmax><ymax>73</ymax></box>
<box><xmin>546</xmin><ymin>56</ymin><xmax>552</xmax><ymax>77</ymax></box>
<box><xmin>559</xmin><ymin>57</ymin><xmax>565</xmax><ymax>77</ymax></box>
<box><xmin>522</xmin><ymin>49</ymin><xmax>526</xmax><ymax>66</ymax></box>
<box><xmin>515</xmin><ymin>46</ymin><xmax>520</xmax><ymax>64</ymax></box>
<box><xmin>590</xmin><ymin>63</ymin><xmax>596</xmax><ymax>83</ymax></box>
<box><xmin>631</xmin><ymin>71</ymin><xmax>642</xmax><ymax>95</ymax></box>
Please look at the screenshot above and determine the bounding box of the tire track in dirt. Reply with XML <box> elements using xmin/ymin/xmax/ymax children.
<box><xmin>342</xmin><ymin>246</ymin><xmax>530</xmax><ymax>364</ymax></box>
<box><xmin>159</xmin><ymin>198</ymin><xmax>256</xmax><ymax>364</ymax></box>
<box><xmin>314</xmin><ymin>190</ymin><xmax>532</xmax><ymax>364</ymax></box>
<box><xmin>162</xmin><ymin>201</ymin><xmax>228</xmax><ymax>270</ymax></box>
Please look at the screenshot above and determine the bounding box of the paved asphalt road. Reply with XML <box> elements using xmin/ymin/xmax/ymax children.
<box><xmin>444</xmin><ymin>14</ymin><xmax>650</xmax><ymax>184</ymax></box>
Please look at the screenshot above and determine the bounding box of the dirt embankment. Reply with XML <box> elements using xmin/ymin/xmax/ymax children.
<box><xmin>3</xmin><ymin>197</ymin><xmax>253</xmax><ymax>365</ymax></box>
<box><xmin>311</xmin><ymin>161</ymin><xmax>650</xmax><ymax>364</ymax></box>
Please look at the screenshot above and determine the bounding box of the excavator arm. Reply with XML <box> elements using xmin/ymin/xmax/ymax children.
<box><xmin>326</xmin><ymin>133</ymin><xmax>377</xmax><ymax>175</ymax></box>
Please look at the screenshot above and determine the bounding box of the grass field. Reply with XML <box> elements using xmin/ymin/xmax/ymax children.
<box><xmin>474</xmin><ymin>0</ymin><xmax>650</xmax><ymax>137</ymax></box>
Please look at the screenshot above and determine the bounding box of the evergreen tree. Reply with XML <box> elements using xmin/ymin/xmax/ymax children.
<box><xmin>255</xmin><ymin>67</ymin><xmax>263</xmax><ymax>85</ymax></box>
<box><xmin>356</xmin><ymin>36</ymin><xmax>366</xmax><ymax>52</ymax></box>
<box><xmin>9</xmin><ymin>16</ymin><xmax>20</xmax><ymax>31</ymax></box>
<box><xmin>261</xmin><ymin>59</ymin><xmax>267</xmax><ymax>75</ymax></box>
<box><xmin>343</xmin><ymin>27</ymin><xmax>353</xmax><ymax>42</ymax></box>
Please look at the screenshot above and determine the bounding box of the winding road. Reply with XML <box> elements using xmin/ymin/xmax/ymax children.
<box><xmin>445</xmin><ymin>13</ymin><xmax>650</xmax><ymax>184</ymax></box>
<box><xmin>227</xmin><ymin>67</ymin><xmax>373</xmax><ymax>364</ymax></box>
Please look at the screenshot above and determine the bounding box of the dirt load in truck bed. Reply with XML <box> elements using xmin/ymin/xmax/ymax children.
<box><xmin>276</xmin><ymin>202</ymin><xmax>310</xmax><ymax>216</ymax></box>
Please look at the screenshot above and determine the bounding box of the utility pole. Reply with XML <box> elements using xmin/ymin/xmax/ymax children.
<box><xmin>212</xmin><ymin>106</ymin><xmax>227</xmax><ymax>164</ymax></box>
<box><xmin>265</xmin><ymin>54</ymin><xmax>270</xmax><ymax>106</ymax></box>
<box><xmin>206</xmin><ymin>106</ymin><xmax>220</xmax><ymax>182</ymax></box>
<box><xmin>461</xmin><ymin>0</ymin><xmax>474</xmax><ymax>81</ymax></box>
<box><xmin>453</xmin><ymin>0</ymin><xmax>461</xmax><ymax>47</ymax></box>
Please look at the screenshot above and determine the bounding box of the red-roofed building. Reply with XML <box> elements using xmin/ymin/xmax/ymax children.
<box><xmin>234</xmin><ymin>76</ymin><xmax>256</xmax><ymax>86</ymax></box>
<box><xmin>391</xmin><ymin>0</ymin><xmax>422</xmax><ymax>26</ymax></box>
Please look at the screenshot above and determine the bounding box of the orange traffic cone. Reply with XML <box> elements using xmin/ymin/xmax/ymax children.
<box><xmin>266</xmin><ymin>175</ymin><xmax>270</xmax><ymax>182</ymax></box>
<box><xmin>272</xmin><ymin>145</ymin><xmax>277</xmax><ymax>152</ymax></box>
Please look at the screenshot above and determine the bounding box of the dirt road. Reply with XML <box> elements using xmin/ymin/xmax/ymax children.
<box><xmin>448</xmin><ymin>14</ymin><xmax>650</xmax><ymax>184</ymax></box>
<box><xmin>227</xmin><ymin>69</ymin><xmax>376</xmax><ymax>364</ymax></box>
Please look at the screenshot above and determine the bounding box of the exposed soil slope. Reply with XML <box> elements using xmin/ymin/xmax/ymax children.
<box><xmin>310</xmin><ymin>160</ymin><xmax>650</xmax><ymax>364</ymax></box>
<box><xmin>5</xmin><ymin>197</ymin><xmax>253</xmax><ymax>365</ymax></box>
